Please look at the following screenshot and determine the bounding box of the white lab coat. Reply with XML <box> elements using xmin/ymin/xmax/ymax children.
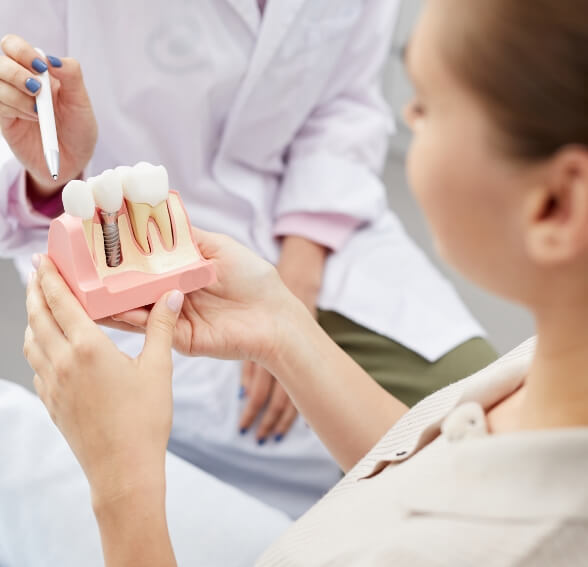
<box><xmin>0</xmin><ymin>0</ymin><xmax>484</xmax><ymax>518</ymax></box>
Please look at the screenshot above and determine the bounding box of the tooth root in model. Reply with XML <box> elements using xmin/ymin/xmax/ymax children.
<box><xmin>122</xmin><ymin>162</ymin><xmax>173</xmax><ymax>253</ymax></box>
<box><xmin>90</xmin><ymin>169</ymin><xmax>124</xmax><ymax>267</ymax></box>
<box><xmin>61</xmin><ymin>180</ymin><xmax>96</xmax><ymax>250</ymax></box>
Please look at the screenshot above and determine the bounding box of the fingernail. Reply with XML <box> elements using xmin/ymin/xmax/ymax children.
<box><xmin>239</xmin><ymin>386</ymin><xmax>246</xmax><ymax>399</ymax></box>
<box><xmin>31</xmin><ymin>58</ymin><xmax>48</xmax><ymax>73</ymax></box>
<box><xmin>32</xmin><ymin>254</ymin><xmax>41</xmax><ymax>270</ymax></box>
<box><xmin>46</xmin><ymin>55</ymin><xmax>62</xmax><ymax>68</ymax></box>
<box><xmin>257</xmin><ymin>438</ymin><xmax>266</xmax><ymax>446</ymax></box>
<box><xmin>33</xmin><ymin>102</ymin><xmax>37</xmax><ymax>114</ymax></box>
<box><xmin>240</xmin><ymin>427</ymin><xmax>248</xmax><ymax>435</ymax></box>
<box><xmin>27</xmin><ymin>271</ymin><xmax>35</xmax><ymax>285</ymax></box>
<box><xmin>25</xmin><ymin>78</ymin><xmax>41</xmax><ymax>94</ymax></box>
<box><xmin>275</xmin><ymin>434</ymin><xmax>284</xmax><ymax>443</ymax></box>
<box><xmin>166</xmin><ymin>290</ymin><xmax>184</xmax><ymax>313</ymax></box>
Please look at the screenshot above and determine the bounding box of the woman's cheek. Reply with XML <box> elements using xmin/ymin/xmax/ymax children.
<box><xmin>406</xmin><ymin>133</ymin><xmax>461</xmax><ymax>259</ymax></box>
<box><xmin>406</xmin><ymin>133</ymin><xmax>438</xmax><ymax>217</ymax></box>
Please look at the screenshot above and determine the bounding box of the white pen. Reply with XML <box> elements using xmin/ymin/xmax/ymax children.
<box><xmin>34</xmin><ymin>47</ymin><xmax>59</xmax><ymax>180</ymax></box>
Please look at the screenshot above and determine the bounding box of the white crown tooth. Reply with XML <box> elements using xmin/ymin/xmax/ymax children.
<box><xmin>124</xmin><ymin>162</ymin><xmax>173</xmax><ymax>252</ymax></box>
<box><xmin>114</xmin><ymin>165</ymin><xmax>132</xmax><ymax>188</ymax></box>
<box><xmin>152</xmin><ymin>165</ymin><xmax>169</xmax><ymax>204</ymax></box>
<box><xmin>90</xmin><ymin>169</ymin><xmax>123</xmax><ymax>213</ymax></box>
<box><xmin>124</xmin><ymin>162</ymin><xmax>169</xmax><ymax>206</ymax></box>
<box><xmin>62</xmin><ymin>180</ymin><xmax>96</xmax><ymax>220</ymax></box>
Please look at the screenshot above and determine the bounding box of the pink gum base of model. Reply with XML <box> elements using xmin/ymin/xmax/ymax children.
<box><xmin>48</xmin><ymin>191</ymin><xmax>216</xmax><ymax>320</ymax></box>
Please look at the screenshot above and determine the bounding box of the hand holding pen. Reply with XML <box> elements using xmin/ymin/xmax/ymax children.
<box><xmin>0</xmin><ymin>34</ymin><xmax>97</xmax><ymax>198</ymax></box>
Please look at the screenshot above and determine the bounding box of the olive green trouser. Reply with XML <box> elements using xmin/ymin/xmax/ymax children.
<box><xmin>318</xmin><ymin>310</ymin><xmax>498</xmax><ymax>408</ymax></box>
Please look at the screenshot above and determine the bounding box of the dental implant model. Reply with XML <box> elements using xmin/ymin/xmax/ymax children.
<box><xmin>90</xmin><ymin>169</ymin><xmax>124</xmax><ymax>268</ymax></box>
<box><xmin>47</xmin><ymin>162</ymin><xmax>216</xmax><ymax>320</ymax></box>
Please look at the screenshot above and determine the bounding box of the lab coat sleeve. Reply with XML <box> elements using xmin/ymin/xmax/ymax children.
<box><xmin>0</xmin><ymin>1</ymin><xmax>67</xmax><ymax>258</ymax></box>
<box><xmin>273</xmin><ymin>211</ymin><xmax>362</xmax><ymax>251</ymax></box>
<box><xmin>274</xmin><ymin>0</ymin><xmax>401</xmax><ymax>249</ymax></box>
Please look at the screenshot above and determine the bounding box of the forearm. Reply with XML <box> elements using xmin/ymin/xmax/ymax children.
<box><xmin>92</xmin><ymin>475</ymin><xmax>176</xmax><ymax>567</ymax></box>
<box><xmin>267</xmin><ymin>297</ymin><xmax>408</xmax><ymax>472</ymax></box>
<box><xmin>26</xmin><ymin>169</ymin><xmax>82</xmax><ymax>200</ymax></box>
<box><xmin>278</xmin><ymin>235</ymin><xmax>328</xmax><ymax>302</ymax></box>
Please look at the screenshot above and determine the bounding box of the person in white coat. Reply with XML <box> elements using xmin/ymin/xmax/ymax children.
<box><xmin>0</xmin><ymin>0</ymin><xmax>494</xmax><ymax>524</ymax></box>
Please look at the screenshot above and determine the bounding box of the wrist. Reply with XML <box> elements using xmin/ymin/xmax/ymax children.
<box><xmin>92</xmin><ymin>474</ymin><xmax>175</xmax><ymax>567</ymax></box>
<box><xmin>278</xmin><ymin>236</ymin><xmax>327</xmax><ymax>300</ymax></box>
<box><xmin>89</xmin><ymin>454</ymin><xmax>167</xmax><ymax>514</ymax></box>
<box><xmin>26</xmin><ymin>169</ymin><xmax>83</xmax><ymax>200</ymax></box>
<box><xmin>263</xmin><ymin>291</ymin><xmax>320</xmax><ymax>377</ymax></box>
<box><xmin>92</xmin><ymin>471</ymin><xmax>166</xmax><ymax>519</ymax></box>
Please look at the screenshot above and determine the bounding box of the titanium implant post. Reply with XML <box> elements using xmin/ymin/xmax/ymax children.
<box><xmin>100</xmin><ymin>211</ymin><xmax>122</xmax><ymax>267</ymax></box>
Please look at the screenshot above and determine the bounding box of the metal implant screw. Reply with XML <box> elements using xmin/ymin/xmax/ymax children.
<box><xmin>100</xmin><ymin>211</ymin><xmax>122</xmax><ymax>267</ymax></box>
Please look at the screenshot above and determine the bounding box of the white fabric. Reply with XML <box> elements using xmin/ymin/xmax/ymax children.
<box><xmin>0</xmin><ymin>379</ymin><xmax>291</xmax><ymax>567</ymax></box>
<box><xmin>0</xmin><ymin>0</ymin><xmax>483</xmax><ymax>517</ymax></box>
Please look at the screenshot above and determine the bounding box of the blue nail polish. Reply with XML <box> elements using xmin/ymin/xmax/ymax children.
<box><xmin>239</xmin><ymin>386</ymin><xmax>246</xmax><ymax>400</ymax></box>
<box><xmin>31</xmin><ymin>58</ymin><xmax>48</xmax><ymax>73</ymax></box>
<box><xmin>240</xmin><ymin>427</ymin><xmax>248</xmax><ymax>435</ymax></box>
<box><xmin>33</xmin><ymin>102</ymin><xmax>37</xmax><ymax>113</ymax></box>
<box><xmin>258</xmin><ymin>438</ymin><xmax>266</xmax><ymax>446</ymax></box>
<box><xmin>275</xmin><ymin>434</ymin><xmax>284</xmax><ymax>443</ymax></box>
<box><xmin>25</xmin><ymin>78</ymin><xmax>41</xmax><ymax>93</ymax></box>
<box><xmin>46</xmin><ymin>55</ymin><xmax>62</xmax><ymax>68</ymax></box>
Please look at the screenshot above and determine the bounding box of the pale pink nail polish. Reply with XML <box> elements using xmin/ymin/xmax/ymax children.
<box><xmin>167</xmin><ymin>290</ymin><xmax>184</xmax><ymax>313</ymax></box>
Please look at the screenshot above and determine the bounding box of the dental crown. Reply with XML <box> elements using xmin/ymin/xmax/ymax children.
<box><xmin>90</xmin><ymin>169</ymin><xmax>124</xmax><ymax>213</ymax></box>
<box><xmin>122</xmin><ymin>162</ymin><xmax>169</xmax><ymax>206</ymax></box>
<box><xmin>62</xmin><ymin>180</ymin><xmax>96</xmax><ymax>220</ymax></box>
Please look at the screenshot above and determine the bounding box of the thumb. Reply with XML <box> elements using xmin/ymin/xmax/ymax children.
<box><xmin>141</xmin><ymin>290</ymin><xmax>184</xmax><ymax>365</ymax></box>
<box><xmin>48</xmin><ymin>56</ymin><xmax>89</xmax><ymax>100</ymax></box>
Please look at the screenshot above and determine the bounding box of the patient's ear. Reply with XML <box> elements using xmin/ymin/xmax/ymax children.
<box><xmin>523</xmin><ymin>147</ymin><xmax>588</xmax><ymax>266</ymax></box>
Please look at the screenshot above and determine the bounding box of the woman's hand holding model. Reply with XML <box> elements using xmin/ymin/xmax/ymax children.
<box><xmin>109</xmin><ymin>229</ymin><xmax>292</xmax><ymax>365</ymax></box>
<box><xmin>25</xmin><ymin>228</ymin><xmax>407</xmax><ymax>497</ymax></box>
<box><xmin>24</xmin><ymin>255</ymin><xmax>184</xmax><ymax>504</ymax></box>
<box><xmin>0</xmin><ymin>34</ymin><xmax>96</xmax><ymax>197</ymax></box>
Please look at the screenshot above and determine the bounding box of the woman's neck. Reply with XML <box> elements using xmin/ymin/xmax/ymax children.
<box><xmin>489</xmin><ymin>305</ymin><xmax>588</xmax><ymax>433</ymax></box>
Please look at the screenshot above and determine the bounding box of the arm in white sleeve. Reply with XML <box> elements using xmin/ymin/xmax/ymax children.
<box><xmin>274</xmin><ymin>0</ymin><xmax>402</xmax><ymax>240</ymax></box>
<box><xmin>0</xmin><ymin>0</ymin><xmax>66</xmax><ymax>258</ymax></box>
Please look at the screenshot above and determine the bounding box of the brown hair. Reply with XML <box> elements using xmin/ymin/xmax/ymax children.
<box><xmin>442</xmin><ymin>0</ymin><xmax>588</xmax><ymax>160</ymax></box>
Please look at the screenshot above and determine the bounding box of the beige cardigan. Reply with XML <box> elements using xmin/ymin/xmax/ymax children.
<box><xmin>257</xmin><ymin>338</ymin><xmax>588</xmax><ymax>566</ymax></box>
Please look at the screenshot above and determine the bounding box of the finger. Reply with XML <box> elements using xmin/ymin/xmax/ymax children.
<box><xmin>141</xmin><ymin>290</ymin><xmax>183</xmax><ymax>368</ymax></box>
<box><xmin>23</xmin><ymin>326</ymin><xmax>55</xmax><ymax>384</ymax></box>
<box><xmin>0</xmin><ymin>34</ymin><xmax>48</xmax><ymax>76</ymax></box>
<box><xmin>191</xmin><ymin>227</ymin><xmax>228</xmax><ymax>260</ymax></box>
<box><xmin>0</xmin><ymin>98</ymin><xmax>37</xmax><ymax>121</ymax></box>
<box><xmin>35</xmin><ymin>254</ymin><xmax>97</xmax><ymax>342</ymax></box>
<box><xmin>97</xmin><ymin>317</ymin><xmax>148</xmax><ymax>335</ymax></box>
<box><xmin>41</xmin><ymin>56</ymin><xmax>87</xmax><ymax>100</ymax></box>
<box><xmin>255</xmin><ymin>382</ymin><xmax>293</xmax><ymax>442</ymax></box>
<box><xmin>0</xmin><ymin>55</ymin><xmax>45</xmax><ymax>99</ymax></box>
<box><xmin>26</xmin><ymin>272</ymin><xmax>69</xmax><ymax>358</ymax></box>
<box><xmin>240</xmin><ymin>360</ymin><xmax>255</xmax><ymax>395</ymax></box>
<box><xmin>109</xmin><ymin>307</ymin><xmax>150</xmax><ymax>330</ymax></box>
<box><xmin>239</xmin><ymin>365</ymin><xmax>273</xmax><ymax>433</ymax></box>
<box><xmin>272</xmin><ymin>404</ymin><xmax>299</xmax><ymax>441</ymax></box>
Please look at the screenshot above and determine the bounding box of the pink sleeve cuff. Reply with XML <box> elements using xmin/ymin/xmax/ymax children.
<box><xmin>8</xmin><ymin>170</ymin><xmax>88</xmax><ymax>227</ymax></box>
<box><xmin>7</xmin><ymin>170</ymin><xmax>62</xmax><ymax>228</ymax></box>
<box><xmin>273</xmin><ymin>212</ymin><xmax>363</xmax><ymax>251</ymax></box>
